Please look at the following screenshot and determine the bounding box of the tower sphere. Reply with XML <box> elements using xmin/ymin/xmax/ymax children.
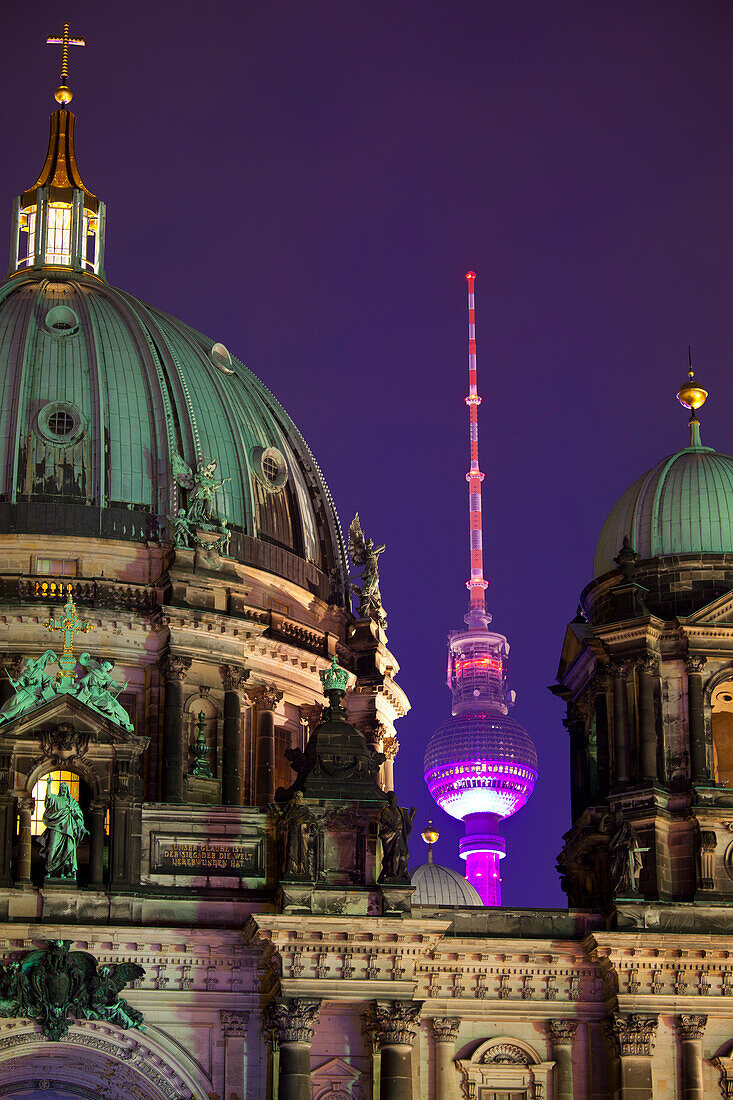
<box><xmin>424</xmin><ymin>712</ymin><xmax>538</xmax><ymax>821</ymax></box>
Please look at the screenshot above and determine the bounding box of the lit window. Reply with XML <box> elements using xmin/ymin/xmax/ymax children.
<box><xmin>36</xmin><ymin>558</ymin><xmax>77</xmax><ymax>577</ymax></box>
<box><xmin>27</xmin><ymin>770</ymin><xmax>109</xmax><ymax>836</ymax></box>
<box><xmin>29</xmin><ymin>771</ymin><xmax>80</xmax><ymax>836</ymax></box>
<box><xmin>267</xmin><ymin>597</ymin><xmax>291</xmax><ymax>616</ymax></box>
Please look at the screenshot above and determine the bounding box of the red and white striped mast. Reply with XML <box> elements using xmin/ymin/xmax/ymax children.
<box><xmin>464</xmin><ymin>271</ymin><xmax>490</xmax><ymax>629</ymax></box>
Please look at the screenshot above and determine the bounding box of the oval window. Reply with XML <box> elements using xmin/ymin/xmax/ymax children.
<box><xmin>44</xmin><ymin>305</ymin><xmax>80</xmax><ymax>336</ymax></box>
<box><xmin>211</xmin><ymin>342</ymin><xmax>235</xmax><ymax>374</ymax></box>
<box><xmin>252</xmin><ymin>446</ymin><xmax>288</xmax><ymax>491</ymax></box>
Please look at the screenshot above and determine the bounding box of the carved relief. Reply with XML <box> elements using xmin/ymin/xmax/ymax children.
<box><xmin>160</xmin><ymin>655</ymin><xmax>192</xmax><ymax>682</ymax></box>
<box><xmin>606</xmin><ymin>1014</ymin><xmax>658</xmax><ymax>1057</ymax></box>
<box><xmin>547</xmin><ymin>1019</ymin><xmax>578</xmax><ymax>1047</ymax></box>
<box><xmin>263</xmin><ymin>998</ymin><xmax>321</xmax><ymax>1045</ymax></box>
<box><xmin>365</xmin><ymin>1000</ymin><xmax>421</xmax><ymax>1047</ymax></box>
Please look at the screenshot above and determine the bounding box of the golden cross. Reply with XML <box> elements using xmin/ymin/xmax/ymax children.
<box><xmin>46</xmin><ymin>22</ymin><xmax>85</xmax><ymax>88</ymax></box>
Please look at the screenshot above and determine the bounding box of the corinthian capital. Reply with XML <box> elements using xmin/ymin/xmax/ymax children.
<box><xmin>606</xmin><ymin>1013</ymin><xmax>658</xmax><ymax>1057</ymax></box>
<box><xmin>366</xmin><ymin>1000</ymin><xmax>422</xmax><ymax>1048</ymax></box>
<box><xmin>685</xmin><ymin>655</ymin><xmax>707</xmax><ymax>675</ymax></box>
<box><xmin>676</xmin><ymin>1014</ymin><xmax>707</xmax><ymax>1041</ymax></box>
<box><xmin>220</xmin><ymin>664</ymin><xmax>250</xmax><ymax>692</ymax></box>
<box><xmin>431</xmin><ymin>1016</ymin><xmax>461</xmax><ymax>1043</ymax></box>
<box><xmin>547</xmin><ymin>1019</ymin><xmax>578</xmax><ymax>1047</ymax></box>
<box><xmin>160</xmin><ymin>654</ymin><xmax>192</xmax><ymax>682</ymax></box>
<box><xmin>262</xmin><ymin>998</ymin><xmax>320</xmax><ymax>1045</ymax></box>
<box><xmin>636</xmin><ymin>654</ymin><xmax>660</xmax><ymax>676</ymax></box>
<box><xmin>220</xmin><ymin>1010</ymin><xmax>249</xmax><ymax>1037</ymax></box>
<box><xmin>16</xmin><ymin>797</ymin><xmax>34</xmax><ymax>815</ymax></box>
<box><xmin>252</xmin><ymin>684</ymin><xmax>283</xmax><ymax>710</ymax></box>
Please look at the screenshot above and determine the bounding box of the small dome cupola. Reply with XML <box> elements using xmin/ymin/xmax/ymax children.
<box><xmin>8</xmin><ymin>23</ymin><xmax>105</xmax><ymax>280</ymax></box>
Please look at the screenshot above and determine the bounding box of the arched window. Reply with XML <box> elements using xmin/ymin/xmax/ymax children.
<box><xmin>29</xmin><ymin>770</ymin><xmax>108</xmax><ymax>835</ymax></box>
<box><xmin>711</xmin><ymin>681</ymin><xmax>733</xmax><ymax>786</ymax></box>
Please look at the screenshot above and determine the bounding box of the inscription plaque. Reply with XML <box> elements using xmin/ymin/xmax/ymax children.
<box><xmin>153</xmin><ymin>841</ymin><xmax>259</xmax><ymax>876</ymax></box>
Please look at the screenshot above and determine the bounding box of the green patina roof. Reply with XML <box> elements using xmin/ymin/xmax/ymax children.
<box><xmin>0</xmin><ymin>271</ymin><xmax>346</xmax><ymax>583</ymax></box>
<box><xmin>594</xmin><ymin>436</ymin><xmax>733</xmax><ymax>577</ymax></box>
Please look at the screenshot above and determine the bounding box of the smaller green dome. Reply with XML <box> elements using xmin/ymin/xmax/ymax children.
<box><xmin>594</xmin><ymin>438</ymin><xmax>733</xmax><ymax>578</ymax></box>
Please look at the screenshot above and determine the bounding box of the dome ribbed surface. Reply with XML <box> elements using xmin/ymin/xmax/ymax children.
<box><xmin>0</xmin><ymin>273</ymin><xmax>346</xmax><ymax>588</ymax></box>
<box><xmin>411</xmin><ymin>862</ymin><xmax>483</xmax><ymax>906</ymax></box>
<box><xmin>594</xmin><ymin>444</ymin><xmax>733</xmax><ymax>578</ymax></box>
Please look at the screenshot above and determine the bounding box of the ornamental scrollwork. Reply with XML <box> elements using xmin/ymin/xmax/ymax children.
<box><xmin>263</xmin><ymin>998</ymin><xmax>320</xmax><ymax>1045</ymax></box>
<box><xmin>431</xmin><ymin>1016</ymin><xmax>461</xmax><ymax>1043</ymax></box>
<box><xmin>366</xmin><ymin>1000</ymin><xmax>422</xmax><ymax>1047</ymax></box>
<box><xmin>547</xmin><ymin>1019</ymin><xmax>578</xmax><ymax>1047</ymax></box>
<box><xmin>606</xmin><ymin>1013</ymin><xmax>658</xmax><ymax>1057</ymax></box>
<box><xmin>479</xmin><ymin>1042</ymin><xmax>531</xmax><ymax>1065</ymax></box>
<box><xmin>676</xmin><ymin>1014</ymin><xmax>707</xmax><ymax>1041</ymax></box>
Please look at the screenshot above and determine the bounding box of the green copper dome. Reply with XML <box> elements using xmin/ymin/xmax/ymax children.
<box><xmin>0</xmin><ymin>270</ymin><xmax>347</xmax><ymax>596</ymax></box>
<box><xmin>594</xmin><ymin>435</ymin><xmax>733</xmax><ymax>578</ymax></box>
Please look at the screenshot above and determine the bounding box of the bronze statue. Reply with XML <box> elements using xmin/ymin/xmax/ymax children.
<box><xmin>76</xmin><ymin>653</ymin><xmax>133</xmax><ymax>731</ymax></box>
<box><xmin>348</xmin><ymin>513</ymin><xmax>386</xmax><ymax>626</ymax></box>
<box><xmin>278</xmin><ymin>792</ymin><xmax>319</xmax><ymax>879</ymax></box>
<box><xmin>377</xmin><ymin>792</ymin><xmax>416</xmax><ymax>883</ymax></box>
<box><xmin>39</xmin><ymin>782</ymin><xmax>88</xmax><ymax>881</ymax></box>
<box><xmin>0</xmin><ymin>651</ymin><xmax>57</xmax><ymax>724</ymax></box>
<box><xmin>607</xmin><ymin>810</ymin><xmax>644</xmax><ymax>895</ymax></box>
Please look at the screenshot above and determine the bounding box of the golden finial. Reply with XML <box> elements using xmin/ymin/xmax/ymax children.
<box><xmin>677</xmin><ymin>347</ymin><xmax>708</xmax><ymax>448</ymax></box>
<box><xmin>46</xmin><ymin>22</ymin><xmax>86</xmax><ymax>106</ymax></box>
<box><xmin>421</xmin><ymin>820</ymin><xmax>439</xmax><ymax>864</ymax></box>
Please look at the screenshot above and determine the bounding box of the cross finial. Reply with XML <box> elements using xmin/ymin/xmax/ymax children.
<box><xmin>46</xmin><ymin>22</ymin><xmax>86</xmax><ymax>106</ymax></box>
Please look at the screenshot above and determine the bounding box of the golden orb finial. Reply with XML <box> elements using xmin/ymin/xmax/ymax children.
<box><xmin>421</xmin><ymin>821</ymin><xmax>439</xmax><ymax>864</ymax></box>
<box><xmin>46</xmin><ymin>23</ymin><xmax>85</xmax><ymax>108</ymax></box>
<box><xmin>677</xmin><ymin>347</ymin><xmax>708</xmax><ymax>413</ymax></box>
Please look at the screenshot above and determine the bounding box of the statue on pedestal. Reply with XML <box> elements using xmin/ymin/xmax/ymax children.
<box><xmin>276</xmin><ymin>792</ymin><xmax>319</xmax><ymax>880</ymax></box>
<box><xmin>39</xmin><ymin>783</ymin><xmax>88</xmax><ymax>881</ymax></box>
<box><xmin>348</xmin><ymin>513</ymin><xmax>387</xmax><ymax>627</ymax></box>
<box><xmin>377</xmin><ymin>792</ymin><xmax>416</xmax><ymax>883</ymax></box>
<box><xmin>607</xmin><ymin>811</ymin><xmax>644</xmax><ymax>896</ymax></box>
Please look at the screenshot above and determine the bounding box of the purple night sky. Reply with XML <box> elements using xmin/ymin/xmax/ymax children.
<box><xmin>3</xmin><ymin>1</ymin><xmax>733</xmax><ymax>906</ymax></box>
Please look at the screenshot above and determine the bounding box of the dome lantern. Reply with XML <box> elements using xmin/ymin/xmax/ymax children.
<box><xmin>7</xmin><ymin>23</ymin><xmax>105</xmax><ymax>280</ymax></box>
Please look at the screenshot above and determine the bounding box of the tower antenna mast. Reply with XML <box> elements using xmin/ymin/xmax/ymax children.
<box><xmin>464</xmin><ymin>271</ymin><xmax>489</xmax><ymax>628</ymax></box>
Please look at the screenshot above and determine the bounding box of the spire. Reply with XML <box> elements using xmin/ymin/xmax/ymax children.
<box><xmin>6</xmin><ymin>24</ymin><xmax>105</xmax><ymax>280</ymax></box>
<box><xmin>676</xmin><ymin>347</ymin><xmax>708</xmax><ymax>450</ymax></box>
<box><xmin>464</xmin><ymin>272</ymin><xmax>491</xmax><ymax>630</ymax></box>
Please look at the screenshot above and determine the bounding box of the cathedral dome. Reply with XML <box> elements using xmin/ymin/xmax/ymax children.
<box><xmin>593</xmin><ymin>439</ymin><xmax>733</xmax><ymax>579</ymax></box>
<box><xmin>411</xmin><ymin>861</ymin><xmax>483</xmax><ymax>906</ymax></box>
<box><xmin>0</xmin><ymin>269</ymin><xmax>347</xmax><ymax>595</ymax></box>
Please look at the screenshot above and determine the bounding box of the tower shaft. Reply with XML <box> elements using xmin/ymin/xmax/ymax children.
<box><xmin>464</xmin><ymin>271</ymin><xmax>488</xmax><ymax>627</ymax></box>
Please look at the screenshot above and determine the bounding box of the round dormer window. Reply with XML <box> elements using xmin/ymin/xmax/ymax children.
<box><xmin>44</xmin><ymin>305</ymin><xmax>80</xmax><ymax>336</ymax></box>
<box><xmin>252</xmin><ymin>446</ymin><xmax>288</xmax><ymax>491</ymax></box>
<box><xmin>211</xmin><ymin>342</ymin><xmax>234</xmax><ymax>374</ymax></box>
<box><xmin>36</xmin><ymin>402</ymin><xmax>86</xmax><ymax>445</ymax></box>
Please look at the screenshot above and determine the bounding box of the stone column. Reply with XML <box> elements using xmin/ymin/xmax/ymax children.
<box><xmin>88</xmin><ymin>799</ymin><xmax>108</xmax><ymax>889</ymax></box>
<box><xmin>160</xmin><ymin>654</ymin><xmax>191</xmax><ymax>804</ymax></box>
<box><xmin>0</xmin><ymin>655</ymin><xmax>23</xmax><ymax>707</ymax></box>
<box><xmin>16</xmin><ymin>796</ymin><xmax>34</xmax><ymax>886</ymax></box>
<box><xmin>431</xmin><ymin>1017</ymin><xmax>461</xmax><ymax>1100</ymax></box>
<box><xmin>220</xmin><ymin>665</ymin><xmax>250</xmax><ymax>805</ymax></box>
<box><xmin>594</xmin><ymin>669</ymin><xmax>612</xmax><ymax>798</ymax></box>
<box><xmin>611</xmin><ymin>662</ymin><xmax>631</xmax><ymax>786</ymax></box>
<box><xmin>367</xmin><ymin>1000</ymin><xmax>422</xmax><ymax>1100</ymax></box>
<box><xmin>686</xmin><ymin>656</ymin><xmax>708</xmax><ymax>783</ymax></box>
<box><xmin>263</xmin><ymin>998</ymin><xmax>320</xmax><ymax>1100</ymax></box>
<box><xmin>564</xmin><ymin>702</ymin><xmax>589</xmax><ymax>820</ymax></box>
<box><xmin>607</xmin><ymin>1013</ymin><xmax>658</xmax><ymax>1100</ymax></box>
<box><xmin>382</xmin><ymin>732</ymin><xmax>399</xmax><ymax>793</ymax></box>
<box><xmin>254</xmin><ymin>685</ymin><xmax>283</xmax><ymax>805</ymax></box>
<box><xmin>547</xmin><ymin>1019</ymin><xmax>577</xmax><ymax>1100</ymax></box>
<box><xmin>220</xmin><ymin>1010</ymin><xmax>249</xmax><ymax>1100</ymax></box>
<box><xmin>637</xmin><ymin>656</ymin><xmax>659</xmax><ymax>781</ymax></box>
<box><xmin>676</xmin><ymin>1015</ymin><xmax>706</xmax><ymax>1100</ymax></box>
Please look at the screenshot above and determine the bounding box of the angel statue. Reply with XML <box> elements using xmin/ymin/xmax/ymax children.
<box><xmin>75</xmin><ymin>653</ymin><xmax>134</xmax><ymax>732</ymax></box>
<box><xmin>171</xmin><ymin>450</ymin><xmax>231</xmax><ymax>527</ymax></box>
<box><xmin>348</xmin><ymin>513</ymin><xmax>387</xmax><ymax>626</ymax></box>
<box><xmin>0</xmin><ymin>650</ymin><xmax>58</xmax><ymax>724</ymax></box>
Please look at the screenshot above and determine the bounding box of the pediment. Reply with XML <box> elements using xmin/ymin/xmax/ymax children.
<box><xmin>556</xmin><ymin>622</ymin><xmax>591</xmax><ymax>682</ymax></box>
<box><xmin>312</xmin><ymin>1057</ymin><xmax>361</xmax><ymax>1084</ymax></box>
<box><xmin>0</xmin><ymin>693</ymin><xmax>147</xmax><ymax>751</ymax></box>
<box><xmin>684</xmin><ymin>588</ymin><xmax>733</xmax><ymax>626</ymax></box>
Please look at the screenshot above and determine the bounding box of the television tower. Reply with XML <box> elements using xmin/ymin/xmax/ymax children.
<box><xmin>423</xmin><ymin>273</ymin><xmax>538</xmax><ymax>906</ymax></box>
